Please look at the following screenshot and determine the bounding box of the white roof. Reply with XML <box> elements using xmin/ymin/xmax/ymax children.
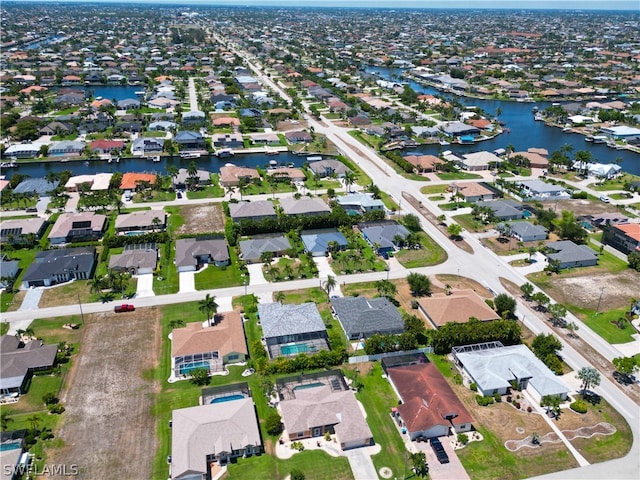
<box><xmin>461</xmin><ymin>151</ymin><xmax>502</xmax><ymax>167</ymax></box>
<box><xmin>65</xmin><ymin>173</ymin><xmax>113</xmax><ymax>191</ymax></box>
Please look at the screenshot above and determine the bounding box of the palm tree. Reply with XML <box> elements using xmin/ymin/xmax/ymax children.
<box><xmin>198</xmin><ymin>294</ymin><xmax>218</xmax><ymax>327</ymax></box>
<box><xmin>343</xmin><ymin>171</ymin><xmax>356</xmax><ymax>193</ymax></box>
<box><xmin>151</xmin><ymin>216</ymin><xmax>162</xmax><ymax>232</ymax></box>
<box><xmin>273</xmin><ymin>291</ymin><xmax>285</xmax><ymax>304</ymax></box>
<box><xmin>89</xmin><ymin>276</ymin><xmax>104</xmax><ymax>295</ymax></box>
<box><xmin>323</xmin><ymin>275</ymin><xmax>337</xmax><ymax>298</ymax></box>
<box><xmin>577</xmin><ymin>366</ymin><xmax>601</xmax><ymax>396</ymax></box>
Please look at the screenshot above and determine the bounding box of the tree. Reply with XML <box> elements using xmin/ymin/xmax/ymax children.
<box><xmin>541</xmin><ymin>394</ymin><xmax>562</xmax><ymax>418</ymax></box>
<box><xmin>323</xmin><ymin>275</ymin><xmax>337</xmax><ymax>298</ymax></box>
<box><xmin>190</xmin><ymin>367</ymin><xmax>210</xmax><ymax>386</ymax></box>
<box><xmin>151</xmin><ymin>216</ymin><xmax>162</xmax><ymax>232</ymax></box>
<box><xmin>404</xmin><ymin>314</ymin><xmax>425</xmax><ymax>338</ymax></box>
<box><xmin>555</xmin><ymin>210</ymin><xmax>587</xmax><ymax>243</ymax></box>
<box><xmin>613</xmin><ymin>356</ymin><xmax>638</xmax><ymax>380</ymax></box>
<box><xmin>447</xmin><ymin>223</ymin><xmax>463</xmax><ymax>239</ymax></box>
<box><xmin>198</xmin><ymin>293</ymin><xmax>218</xmax><ymax>327</ymax></box>
<box><xmin>520</xmin><ymin>282</ymin><xmax>534</xmax><ymax>300</ymax></box>
<box><xmin>343</xmin><ymin>170</ymin><xmax>356</xmax><ymax>193</ymax></box>
<box><xmin>375</xmin><ymin>279</ymin><xmax>397</xmax><ymax>299</ymax></box>
<box><xmin>0</xmin><ymin>409</ymin><xmax>13</xmax><ymax>430</ymax></box>
<box><xmin>532</xmin><ymin>333</ymin><xmax>562</xmax><ymax>361</ymax></box>
<box><xmin>407</xmin><ymin>272</ymin><xmax>431</xmax><ymax>296</ymax></box>
<box><xmin>531</xmin><ymin>291</ymin><xmax>550</xmax><ymax>311</ymax></box>
<box><xmin>402</xmin><ymin>214</ymin><xmax>421</xmax><ymax>232</ymax></box>
<box><xmin>410</xmin><ymin>451</ymin><xmax>428</xmax><ymax>477</ymax></box>
<box><xmin>577</xmin><ymin>366</ymin><xmax>601</xmax><ymax>395</ymax></box>
<box><xmin>494</xmin><ymin>293</ymin><xmax>517</xmax><ymax>319</ymax></box>
<box><xmin>273</xmin><ymin>291</ymin><xmax>285</xmax><ymax>304</ymax></box>
<box><xmin>628</xmin><ymin>252</ymin><xmax>640</xmax><ymax>272</ymax></box>
<box><xmin>290</xmin><ymin>469</ymin><xmax>305</xmax><ymax>480</ymax></box>
<box><xmin>265</xmin><ymin>411</ymin><xmax>283</xmax><ymax>435</ymax></box>
<box><xmin>565</xmin><ymin>321</ymin><xmax>579</xmax><ymax>338</ymax></box>
<box><xmin>548</xmin><ymin>303</ymin><xmax>568</xmax><ymax>327</ymax></box>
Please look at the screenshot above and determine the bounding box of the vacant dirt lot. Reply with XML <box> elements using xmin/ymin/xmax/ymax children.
<box><xmin>47</xmin><ymin>308</ymin><xmax>161</xmax><ymax>479</ymax></box>
<box><xmin>174</xmin><ymin>203</ymin><xmax>226</xmax><ymax>235</ymax></box>
<box><xmin>546</xmin><ymin>198</ymin><xmax>621</xmax><ymax>217</ymax></box>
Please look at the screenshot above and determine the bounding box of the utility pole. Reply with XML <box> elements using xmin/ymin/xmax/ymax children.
<box><xmin>595</xmin><ymin>286</ymin><xmax>605</xmax><ymax>316</ymax></box>
<box><xmin>77</xmin><ymin>293</ymin><xmax>85</xmax><ymax>326</ymax></box>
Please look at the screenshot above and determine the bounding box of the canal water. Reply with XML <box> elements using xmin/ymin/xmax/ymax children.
<box><xmin>365</xmin><ymin>66</ymin><xmax>640</xmax><ymax>176</ymax></box>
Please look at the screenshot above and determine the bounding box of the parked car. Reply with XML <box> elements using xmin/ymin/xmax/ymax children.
<box><xmin>176</xmin><ymin>191</ymin><xmax>183</xmax><ymax>199</ymax></box>
<box><xmin>599</xmin><ymin>195</ymin><xmax>611</xmax><ymax>203</ymax></box>
<box><xmin>114</xmin><ymin>304</ymin><xmax>135</xmax><ymax>313</ymax></box>
<box><xmin>430</xmin><ymin>438</ymin><xmax>450</xmax><ymax>464</ymax></box>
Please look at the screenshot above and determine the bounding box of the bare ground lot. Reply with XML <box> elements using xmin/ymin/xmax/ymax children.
<box><xmin>174</xmin><ymin>203</ymin><xmax>226</xmax><ymax>235</ymax></box>
<box><xmin>46</xmin><ymin>308</ymin><xmax>161</xmax><ymax>479</ymax></box>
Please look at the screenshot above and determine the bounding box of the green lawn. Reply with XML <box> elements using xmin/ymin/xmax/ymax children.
<box><xmin>395</xmin><ymin>231</ymin><xmax>448</xmax><ymax>268</ymax></box>
<box><xmin>570</xmin><ymin>307</ymin><xmax>636</xmax><ymax>344</ymax></box>
<box><xmin>330</xmin><ymin>247</ymin><xmax>386</xmax><ymax>275</ymax></box>
<box><xmin>0</xmin><ymin>248</ymin><xmax>38</xmax><ymax>311</ymax></box>
<box><xmin>153</xmin><ymin>242</ymin><xmax>179</xmax><ymax>295</ymax></box>
<box><xmin>194</xmin><ymin>249</ymin><xmax>244</xmax><ymax>290</ymax></box>
<box><xmin>452</xmin><ymin>213</ymin><xmax>486</xmax><ymax>232</ymax></box>
<box><xmin>0</xmin><ymin>322</ymin><xmax>8</xmax><ymax>335</ymax></box>
<box><xmin>263</xmin><ymin>256</ymin><xmax>318</xmax><ymax>282</ymax></box>
<box><xmin>133</xmin><ymin>190</ymin><xmax>176</xmax><ymax>203</ymax></box>
<box><xmin>420</xmin><ymin>185</ymin><xmax>449</xmax><ymax>195</ymax></box>
<box><xmin>436</xmin><ymin>172</ymin><xmax>483</xmax><ymax>180</ymax></box>
<box><xmin>587</xmin><ymin>175</ymin><xmax>640</xmax><ymax>192</ymax></box>
<box><xmin>186</xmin><ymin>174</ymin><xmax>225</xmax><ymax>199</ymax></box>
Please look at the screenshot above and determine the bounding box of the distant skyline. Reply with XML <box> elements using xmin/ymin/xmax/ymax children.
<box><xmin>6</xmin><ymin>0</ymin><xmax>640</xmax><ymax>10</ymax></box>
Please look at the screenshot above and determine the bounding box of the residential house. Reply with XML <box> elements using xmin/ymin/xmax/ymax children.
<box><xmin>171</xmin><ymin>398</ymin><xmax>262</xmax><ymax>478</ymax></box>
<box><xmin>0</xmin><ymin>217</ymin><xmax>47</xmax><ymax>245</ymax></box>
<box><xmin>182</xmin><ymin>110</ymin><xmax>206</xmax><ymax>125</ymax></box>
<box><xmin>602</xmin><ymin>223</ymin><xmax>640</xmax><ymax>255</ymax></box>
<box><xmin>516</xmin><ymin>179</ymin><xmax>569</xmax><ymax>200</ymax></box>
<box><xmin>441</xmin><ymin>121</ymin><xmax>480</xmax><ymax>139</ymax></box>
<box><xmin>279</xmin><ymin>197</ymin><xmax>331</xmax><ymax>217</ymax></box>
<box><xmin>0</xmin><ymin>336</ymin><xmax>57</xmax><ymax>397</ymax></box>
<box><xmin>509</xmin><ymin>151</ymin><xmax>549</xmax><ymax>169</ymax></box>
<box><xmin>89</xmin><ymin>140</ymin><xmax>124</xmax><ymax>155</ymax></box>
<box><xmin>108</xmin><ymin>243</ymin><xmax>158</xmax><ymax>275</ymax></box>
<box><xmin>278</xmin><ymin>374</ymin><xmax>373</xmax><ymax>450</ymax></box>
<box><xmin>475</xmin><ymin>200</ymin><xmax>524</xmax><ymax>221</ymax></box>
<box><xmin>175</xmin><ymin>238</ymin><xmax>230</xmax><ymax>271</ymax></box>
<box><xmin>175</xmin><ymin>131</ymin><xmax>205</xmax><ymax>150</ymax></box>
<box><xmin>48</xmin><ymin>140</ymin><xmax>86</xmax><ymax>157</ymax></box>
<box><xmin>418</xmin><ymin>289</ymin><xmax>500</xmax><ymax>329</ymax></box>
<box><xmin>212</xmin><ymin>133</ymin><xmax>244</xmax><ymax>149</ymax></box>
<box><xmin>336</xmin><ymin>193</ymin><xmax>385</xmax><ymax>215</ymax></box>
<box><xmin>219</xmin><ymin>166</ymin><xmax>260</xmax><ymax>187</ymax></box>
<box><xmin>115</xmin><ymin>210</ymin><xmax>166</xmax><ymax>234</ymax></box>
<box><xmin>458</xmin><ymin>151</ymin><xmax>502</xmax><ymax>171</ymax></box>
<box><xmin>453</xmin><ymin>342</ymin><xmax>570</xmax><ymax>402</ymax></box>
<box><xmin>300</xmin><ymin>229</ymin><xmax>348</xmax><ymax>256</ymax></box>
<box><xmin>0</xmin><ymin>258</ymin><xmax>19</xmax><ymax>288</ymax></box>
<box><xmin>22</xmin><ymin>247</ymin><xmax>97</xmax><ymax>288</ymax></box>
<box><xmin>508</xmin><ymin>222</ymin><xmax>548</xmax><ymax>242</ymax></box>
<box><xmin>171</xmin><ymin>311</ymin><xmax>248</xmax><ymax>378</ymax></box>
<box><xmin>4</xmin><ymin>143</ymin><xmax>41</xmax><ymax>159</ymax></box>
<box><xmin>331</xmin><ymin>296</ymin><xmax>405</xmax><ymax>341</ymax></box>
<box><xmin>450</xmin><ymin>182</ymin><xmax>498</xmax><ymax>202</ymax></box>
<box><xmin>385</xmin><ymin>358</ymin><xmax>473</xmax><ymax>440</ymax></box>
<box><xmin>39</xmin><ymin>121</ymin><xmax>74</xmax><ymax>136</ymax></box>
<box><xmin>544</xmin><ymin>241</ymin><xmax>598</xmax><ymax>269</ymax></box>
<box><xmin>148</xmin><ymin>120</ymin><xmax>178</xmax><ymax>131</ymax></box>
<box><xmin>64</xmin><ymin>173</ymin><xmax>113</xmax><ymax>192</ymax></box>
<box><xmin>359</xmin><ymin>221</ymin><xmax>410</xmax><ymax>255</ymax></box>
<box><xmin>307</xmin><ymin>159</ymin><xmax>352</xmax><ymax>178</ymax></box>
<box><xmin>284</xmin><ymin>131</ymin><xmax>313</xmax><ymax>144</ymax></box>
<box><xmin>172</xmin><ymin>168</ymin><xmax>211</xmax><ymax>190</ymax></box>
<box><xmin>402</xmin><ymin>154</ymin><xmax>443</xmax><ymax>173</ymax></box>
<box><xmin>12</xmin><ymin>178</ymin><xmax>59</xmax><ymax>196</ymax></box>
<box><xmin>580</xmin><ymin>213</ymin><xmax>630</xmax><ymax>229</ymax></box>
<box><xmin>258</xmin><ymin>302</ymin><xmax>330</xmax><ymax>359</ymax></box>
<box><xmin>229</xmin><ymin>201</ymin><xmax>277</xmax><ymax>222</ymax></box>
<box><xmin>248</xmin><ymin>132</ymin><xmax>281</xmax><ymax>145</ymax></box>
<box><xmin>239</xmin><ymin>234</ymin><xmax>291</xmax><ymax>263</ymax></box>
<box><xmin>48</xmin><ymin>212</ymin><xmax>106</xmax><ymax>245</ymax></box>
<box><xmin>131</xmin><ymin>137</ymin><xmax>164</xmax><ymax>154</ymax></box>
<box><xmin>119</xmin><ymin>173</ymin><xmax>157</xmax><ymax>191</ymax></box>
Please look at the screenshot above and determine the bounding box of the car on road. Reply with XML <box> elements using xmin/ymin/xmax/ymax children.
<box><xmin>599</xmin><ymin>195</ymin><xmax>611</xmax><ymax>203</ymax></box>
<box><xmin>176</xmin><ymin>191</ymin><xmax>182</xmax><ymax>199</ymax></box>
<box><xmin>114</xmin><ymin>304</ymin><xmax>135</xmax><ymax>313</ymax></box>
<box><xmin>430</xmin><ymin>438</ymin><xmax>450</xmax><ymax>464</ymax></box>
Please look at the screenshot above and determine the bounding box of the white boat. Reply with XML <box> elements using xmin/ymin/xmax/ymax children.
<box><xmin>0</xmin><ymin>161</ymin><xmax>17</xmax><ymax>168</ymax></box>
<box><xmin>534</xmin><ymin>113</ymin><xmax>543</xmax><ymax>121</ymax></box>
<box><xmin>180</xmin><ymin>152</ymin><xmax>201</xmax><ymax>159</ymax></box>
<box><xmin>216</xmin><ymin>149</ymin><xmax>234</xmax><ymax>158</ymax></box>
<box><xmin>151</xmin><ymin>155</ymin><xmax>161</xmax><ymax>163</ymax></box>
<box><xmin>269</xmin><ymin>159</ymin><xmax>278</xmax><ymax>167</ymax></box>
<box><xmin>592</xmin><ymin>135</ymin><xmax>607</xmax><ymax>144</ymax></box>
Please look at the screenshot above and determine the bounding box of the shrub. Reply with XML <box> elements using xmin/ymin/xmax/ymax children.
<box><xmin>458</xmin><ymin>433</ymin><xmax>469</xmax><ymax>445</ymax></box>
<box><xmin>506</xmin><ymin>396</ymin><xmax>512</xmax><ymax>403</ymax></box>
<box><xmin>49</xmin><ymin>404</ymin><xmax>65</xmax><ymax>414</ymax></box>
<box><xmin>493</xmin><ymin>393</ymin><xmax>502</xmax><ymax>403</ymax></box>
<box><xmin>42</xmin><ymin>392</ymin><xmax>58</xmax><ymax>406</ymax></box>
<box><xmin>453</xmin><ymin>374</ymin><xmax>463</xmax><ymax>385</ymax></box>
<box><xmin>469</xmin><ymin>382</ymin><xmax>478</xmax><ymax>392</ymax></box>
<box><xmin>291</xmin><ymin>441</ymin><xmax>305</xmax><ymax>451</ymax></box>
<box><xmin>266</xmin><ymin>411</ymin><xmax>284</xmax><ymax>435</ymax></box>
<box><xmin>527</xmin><ymin>406</ymin><xmax>533</xmax><ymax>413</ymax></box>
<box><xmin>515</xmin><ymin>402</ymin><xmax>521</xmax><ymax>409</ymax></box>
<box><xmin>570</xmin><ymin>400</ymin><xmax>588</xmax><ymax>414</ymax></box>
<box><xmin>475</xmin><ymin>395</ymin><xmax>494</xmax><ymax>406</ymax></box>
<box><xmin>290</xmin><ymin>469</ymin><xmax>305</xmax><ymax>480</ymax></box>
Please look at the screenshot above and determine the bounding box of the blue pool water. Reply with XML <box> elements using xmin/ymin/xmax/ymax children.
<box><xmin>124</xmin><ymin>231</ymin><xmax>144</xmax><ymax>236</ymax></box>
<box><xmin>293</xmin><ymin>382</ymin><xmax>324</xmax><ymax>392</ymax></box>
<box><xmin>179</xmin><ymin>361</ymin><xmax>209</xmax><ymax>376</ymax></box>
<box><xmin>0</xmin><ymin>442</ymin><xmax>21</xmax><ymax>452</ymax></box>
<box><xmin>210</xmin><ymin>394</ymin><xmax>245</xmax><ymax>404</ymax></box>
<box><xmin>281</xmin><ymin>343</ymin><xmax>309</xmax><ymax>355</ymax></box>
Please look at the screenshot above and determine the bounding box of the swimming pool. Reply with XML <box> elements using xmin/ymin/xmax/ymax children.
<box><xmin>0</xmin><ymin>442</ymin><xmax>21</xmax><ymax>452</ymax></box>
<box><xmin>281</xmin><ymin>343</ymin><xmax>309</xmax><ymax>355</ymax></box>
<box><xmin>293</xmin><ymin>382</ymin><xmax>324</xmax><ymax>392</ymax></box>
<box><xmin>210</xmin><ymin>394</ymin><xmax>245</xmax><ymax>404</ymax></box>
<box><xmin>124</xmin><ymin>231</ymin><xmax>145</xmax><ymax>236</ymax></box>
<box><xmin>179</xmin><ymin>361</ymin><xmax>210</xmax><ymax>376</ymax></box>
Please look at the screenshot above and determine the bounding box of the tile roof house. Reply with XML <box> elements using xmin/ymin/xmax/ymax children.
<box><xmin>266</xmin><ymin>167</ymin><xmax>306</xmax><ymax>183</ymax></box>
<box><xmin>239</xmin><ymin>234</ymin><xmax>291</xmax><ymax>263</ymax></box>
<box><xmin>119</xmin><ymin>173</ymin><xmax>157</xmax><ymax>190</ymax></box>
<box><xmin>171</xmin><ymin>398</ymin><xmax>262</xmax><ymax>478</ymax></box>
<box><xmin>219</xmin><ymin>166</ymin><xmax>260</xmax><ymax>187</ymax></box>
<box><xmin>0</xmin><ymin>335</ymin><xmax>58</xmax><ymax>397</ymax></box>
<box><xmin>402</xmin><ymin>154</ymin><xmax>443</xmax><ymax>173</ymax></box>
<box><xmin>453</xmin><ymin>343</ymin><xmax>570</xmax><ymax>401</ymax></box>
<box><xmin>418</xmin><ymin>289</ymin><xmax>500</xmax><ymax>329</ymax></box>
<box><xmin>359</xmin><ymin>221</ymin><xmax>410</xmax><ymax>255</ymax></box>
<box><xmin>22</xmin><ymin>247</ymin><xmax>97</xmax><ymax>288</ymax></box>
<box><xmin>175</xmin><ymin>238</ymin><xmax>230</xmax><ymax>272</ymax></box>
<box><xmin>386</xmin><ymin>361</ymin><xmax>473</xmax><ymax>440</ymax></box>
<box><xmin>336</xmin><ymin>193</ymin><xmax>385</xmax><ymax>215</ymax></box>
<box><xmin>257</xmin><ymin>302</ymin><xmax>329</xmax><ymax>359</ymax></box>
<box><xmin>89</xmin><ymin>139</ymin><xmax>124</xmax><ymax>154</ymax></box>
<box><xmin>544</xmin><ymin>240</ymin><xmax>599</xmax><ymax>269</ymax></box>
<box><xmin>307</xmin><ymin>159</ymin><xmax>352</xmax><ymax>178</ymax></box>
<box><xmin>508</xmin><ymin>222</ymin><xmax>548</xmax><ymax>242</ymax></box>
<box><xmin>331</xmin><ymin>296</ymin><xmax>405</xmax><ymax>341</ymax></box>
<box><xmin>458</xmin><ymin>151</ymin><xmax>503</xmax><ymax>171</ymax></box>
<box><xmin>450</xmin><ymin>182</ymin><xmax>498</xmax><ymax>202</ymax></box>
<box><xmin>171</xmin><ymin>311</ymin><xmax>248</xmax><ymax>378</ymax></box>
<box><xmin>602</xmin><ymin>223</ymin><xmax>640</xmax><ymax>255</ymax></box>
<box><xmin>115</xmin><ymin>210</ymin><xmax>166</xmax><ymax>234</ymax></box>
<box><xmin>279</xmin><ymin>197</ymin><xmax>331</xmax><ymax>216</ymax></box>
<box><xmin>0</xmin><ymin>217</ymin><xmax>47</xmax><ymax>245</ymax></box>
<box><xmin>48</xmin><ymin>212</ymin><xmax>106</xmax><ymax>245</ymax></box>
<box><xmin>300</xmin><ymin>228</ymin><xmax>348</xmax><ymax>256</ymax></box>
<box><xmin>229</xmin><ymin>201</ymin><xmax>277</xmax><ymax>222</ymax></box>
<box><xmin>278</xmin><ymin>380</ymin><xmax>373</xmax><ymax>450</ymax></box>
<box><xmin>108</xmin><ymin>244</ymin><xmax>158</xmax><ymax>275</ymax></box>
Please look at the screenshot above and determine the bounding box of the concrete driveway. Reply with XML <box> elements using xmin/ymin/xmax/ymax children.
<box><xmin>314</xmin><ymin>256</ymin><xmax>342</xmax><ymax>297</ymax></box>
<box><xmin>343</xmin><ymin>447</ymin><xmax>378</xmax><ymax>480</ymax></box>
<box><xmin>135</xmin><ymin>273</ymin><xmax>155</xmax><ymax>298</ymax></box>
<box><xmin>178</xmin><ymin>271</ymin><xmax>196</xmax><ymax>293</ymax></box>
<box><xmin>247</xmin><ymin>263</ymin><xmax>267</xmax><ymax>285</ymax></box>
<box><xmin>19</xmin><ymin>288</ymin><xmax>43</xmax><ymax>311</ymax></box>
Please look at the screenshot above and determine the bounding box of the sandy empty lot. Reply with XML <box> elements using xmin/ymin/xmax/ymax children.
<box><xmin>174</xmin><ymin>203</ymin><xmax>226</xmax><ymax>235</ymax></box>
<box><xmin>47</xmin><ymin>308</ymin><xmax>161</xmax><ymax>479</ymax></box>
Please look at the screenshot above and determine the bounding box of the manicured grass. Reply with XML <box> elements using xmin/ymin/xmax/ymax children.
<box><xmin>226</xmin><ymin>449</ymin><xmax>353</xmax><ymax>480</ymax></box>
<box><xmin>452</xmin><ymin>213</ymin><xmax>486</xmax><ymax>232</ymax></box>
<box><xmin>242</xmin><ymin>180</ymin><xmax>296</xmax><ymax>196</ymax></box>
<box><xmin>571</xmin><ymin>307</ymin><xmax>636</xmax><ymax>344</ymax></box>
<box><xmin>354</xmin><ymin>363</ymin><xmax>406</xmax><ymax>478</ymax></box>
<box><xmin>395</xmin><ymin>231</ymin><xmax>448</xmax><ymax>268</ymax></box>
<box><xmin>186</xmin><ymin>174</ymin><xmax>225</xmax><ymax>199</ymax></box>
<box><xmin>0</xmin><ymin>322</ymin><xmax>8</xmax><ymax>335</ymax></box>
<box><xmin>420</xmin><ymin>185</ymin><xmax>449</xmax><ymax>195</ymax></box>
<box><xmin>133</xmin><ymin>190</ymin><xmax>176</xmax><ymax>203</ymax></box>
<box><xmin>331</xmin><ymin>247</ymin><xmax>386</xmax><ymax>275</ymax></box>
<box><xmin>194</xmin><ymin>249</ymin><xmax>244</xmax><ymax>290</ymax></box>
<box><xmin>588</xmin><ymin>174</ymin><xmax>640</xmax><ymax>192</ymax></box>
<box><xmin>440</xmin><ymin>201</ymin><xmax>473</xmax><ymax>211</ymax></box>
<box><xmin>264</xmin><ymin>256</ymin><xmax>318</xmax><ymax>282</ymax></box>
<box><xmin>436</xmin><ymin>171</ymin><xmax>483</xmax><ymax>180</ymax></box>
<box><xmin>153</xmin><ymin>242</ymin><xmax>179</xmax><ymax>295</ymax></box>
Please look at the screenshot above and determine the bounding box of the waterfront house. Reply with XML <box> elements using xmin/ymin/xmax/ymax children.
<box><xmin>219</xmin><ymin>166</ymin><xmax>260</xmax><ymax>187</ymax></box>
<box><xmin>13</xmin><ymin>178</ymin><xmax>58</xmax><ymax>196</ymax></box>
<box><xmin>175</xmin><ymin>130</ymin><xmax>205</xmax><ymax>150</ymax></box>
<box><xmin>0</xmin><ymin>217</ymin><xmax>47</xmax><ymax>245</ymax></box>
<box><xmin>131</xmin><ymin>137</ymin><xmax>164</xmax><ymax>154</ymax></box>
<box><xmin>307</xmin><ymin>159</ymin><xmax>352</xmax><ymax>178</ymax></box>
<box><xmin>48</xmin><ymin>140</ymin><xmax>86</xmax><ymax>156</ymax></box>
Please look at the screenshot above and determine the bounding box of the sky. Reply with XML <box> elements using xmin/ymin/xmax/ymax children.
<box><xmin>9</xmin><ymin>0</ymin><xmax>640</xmax><ymax>9</ymax></box>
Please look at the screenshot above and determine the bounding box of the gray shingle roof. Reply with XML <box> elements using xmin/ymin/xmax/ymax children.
<box><xmin>258</xmin><ymin>302</ymin><xmax>326</xmax><ymax>339</ymax></box>
<box><xmin>545</xmin><ymin>240</ymin><xmax>598</xmax><ymax>265</ymax></box>
<box><xmin>508</xmin><ymin>222</ymin><xmax>547</xmax><ymax>238</ymax></box>
<box><xmin>0</xmin><ymin>336</ymin><xmax>58</xmax><ymax>390</ymax></box>
<box><xmin>175</xmin><ymin>238</ymin><xmax>229</xmax><ymax>268</ymax></box>
<box><xmin>13</xmin><ymin>178</ymin><xmax>59</xmax><ymax>195</ymax></box>
<box><xmin>229</xmin><ymin>201</ymin><xmax>276</xmax><ymax>220</ymax></box>
<box><xmin>331</xmin><ymin>296</ymin><xmax>404</xmax><ymax>338</ymax></box>
<box><xmin>239</xmin><ymin>235</ymin><xmax>291</xmax><ymax>262</ymax></box>
<box><xmin>279</xmin><ymin>197</ymin><xmax>331</xmax><ymax>216</ymax></box>
<box><xmin>359</xmin><ymin>221</ymin><xmax>409</xmax><ymax>250</ymax></box>
<box><xmin>22</xmin><ymin>247</ymin><xmax>96</xmax><ymax>283</ymax></box>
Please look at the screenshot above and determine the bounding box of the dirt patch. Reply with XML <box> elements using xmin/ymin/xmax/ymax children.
<box><xmin>46</xmin><ymin>308</ymin><xmax>161</xmax><ymax>479</ymax></box>
<box><xmin>551</xmin><ymin>270</ymin><xmax>638</xmax><ymax>312</ymax></box>
<box><xmin>174</xmin><ymin>204</ymin><xmax>225</xmax><ymax>235</ymax></box>
<box><xmin>545</xmin><ymin>198</ymin><xmax>621</xmax><ymax>218</ymax></box>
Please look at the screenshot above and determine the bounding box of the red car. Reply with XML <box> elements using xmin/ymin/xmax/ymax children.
<box><xmin>114</xmin><ymin>304</ymin><xmax>135</xmax><ymax>313</ymax></box>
